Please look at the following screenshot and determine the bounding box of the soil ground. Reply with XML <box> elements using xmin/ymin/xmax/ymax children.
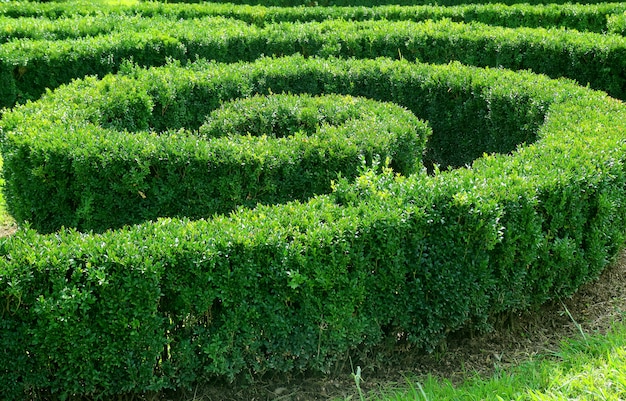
<box><xmin>0</xmin><ymin>222</ymin><xmax>16</xmax><ymax>238</ymax></box>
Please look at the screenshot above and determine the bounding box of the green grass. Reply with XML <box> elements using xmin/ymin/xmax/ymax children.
<box><xmin>361</xmin><ymin>322</ymin><xmax>626</xmax><ymax>401</ymax></box>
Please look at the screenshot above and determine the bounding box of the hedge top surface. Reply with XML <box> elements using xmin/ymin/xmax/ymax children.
<box><xmin>0</xmin><ymin>69</ymin><xmax>429</xmax><ymax>232</ymax></box>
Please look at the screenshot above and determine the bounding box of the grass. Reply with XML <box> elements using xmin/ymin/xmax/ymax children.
<box><xmin>360</xmin><ymin>322</ymin><xmax>626</xmax><ymax>401</ymax></box>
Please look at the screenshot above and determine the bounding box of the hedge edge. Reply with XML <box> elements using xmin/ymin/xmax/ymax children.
<box><xmin>2</xmin><ymin>18</ymin><xmax>626</xmax><ymax>110</ymax></box>
<box><xmin>1</xmin><ymin>56</ymin><xmax>626</xmax><ymax>399</ymax></box>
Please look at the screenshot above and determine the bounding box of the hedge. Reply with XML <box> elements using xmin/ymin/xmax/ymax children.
<box><xmin>608</xmin><ymin>11</ymin><xmax>626</xmax><ymax>35</ymax></box>
<box><xmin>0</xmin><ymin>14</ymin><xmax>172</xmax><ymax>44</ymax></box>
<box><xmin>1</xmin><ymin>55</ymin><xmax>626</xmax><ymax>399</ymax></box>
<box><xmin>0</xmin><ymin>87</ymin><xmax>428</xmax><ymax>232</ymax></box>
<box><xmin>3</xmin><ymin>1</ymin><xmax>626</xmax><ymax>33</ymax></box>
<box><xmin>0</xmin><ymin>16</ymin><xmax>251</xmax><ymax>108</ymax></box>
<box><xmin>3</xmin><ymin>18</ymin><xmax>626</xmax><ymax>110</ymax></box>
<box><xmin>138</xmin><ymin>0</ymin><xmax>626</xmax><ymax>7</ymax></box>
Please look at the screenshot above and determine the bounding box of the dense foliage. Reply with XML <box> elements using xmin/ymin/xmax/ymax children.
<box><xmin>2</xmin><ymin>1</ymin><xmax>625</xmax><ymax>33</ymax></box>
<box><xmin>1</xmin><ymin>86</ymin><xmax>427</xmax><ymax>232</ymax></box>
<box><xmin>3</xmin><ymin>16</ymin><xmax>626</xmax><ymax>109</ymax></box>
<box><xmin>1</xmin><ymin>1</ymin><xmax>626</xmax><ymax>400</ymax></box>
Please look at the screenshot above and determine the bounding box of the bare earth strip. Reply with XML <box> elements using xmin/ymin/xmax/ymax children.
<box><xmin>0</xmin><ymin>223</ymin><xmax>16</xmax><ymax>238</ymax></box>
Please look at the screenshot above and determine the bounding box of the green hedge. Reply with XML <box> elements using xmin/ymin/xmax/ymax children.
<box><xmin>608</xmin><ymin>11</ymin><xmax>626</xmax><ymax>35</ymax></box>
<box><xmin>2</xmin><ymin>55</ymin><xmax>626</xmax><ymax>399</ymax></box>
<box><xmin>3</xmin><ymin>18</ymin><xmax>626</xmax><ymax>110</ymax></box>
<box><xmin>0</xmin><ymin>87</ymin><xmax>427</xmax><ymax>232</ymax></box>
<box><xmin>3</xmin><ymin>1</ymin><xmax>626</xmax><ymax>33</ymax></box>
<box><xmin>2</xmin><ymin>2</ymin><xmax>626</xmax><ymax>399</ymax></box>
<box><xmin>0</xmin><ymin>16</ymin><xmax>251</xmax><ymax>108</ymax></box>
<box><xmin>0</xmin><ymin>14</ymin><xmax>172</xmax><ymax>44</ymax></box>
<box><xmin>148</xmin><ymin>0</ymin><xmax>625</xmax><ymax>7</ymax></box>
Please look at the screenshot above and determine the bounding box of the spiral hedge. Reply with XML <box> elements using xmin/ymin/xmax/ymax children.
<box><xmin>2</xmin><ymin>1</ymin><xmax>626</xmax><ymax>400</ymax></box>
<box><xmin>1</xmin><ymin>86</ymin><xmax>427</xmax><ymax>232</ymax></box>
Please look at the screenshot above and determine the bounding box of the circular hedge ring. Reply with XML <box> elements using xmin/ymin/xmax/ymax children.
<box><xmin>0</xmin><ymin>80</ymin><xmax>428</xmax><ymax>232</ymax></box>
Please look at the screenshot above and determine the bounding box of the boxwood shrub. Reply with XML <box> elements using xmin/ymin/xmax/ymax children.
<box><xmin>3</xmin><ymin>18</ymin><xmax>626</xmax><ymax>109</ymax></box>
<box><xmin>0</xmin><ymin>86</ymin><xmax>427</xmax><ymax>232</ymax></box>
<box><xmin>3</xmin><ymin>1</ymin><xmax>625</xmax><ymax>33</ymax></box>
<box><xmin>1</xmin><ymin>55</ymin><xmax>626</xmax><ymax>399</ymax></box>
<box><xmin>146</xmin><ymin>0</ymin><xmax>622</xmax><ymax>7</ymax></box>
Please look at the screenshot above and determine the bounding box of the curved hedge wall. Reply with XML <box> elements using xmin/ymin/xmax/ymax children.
<box><xmin>2</xmin><ymin>17</ymin><xmax>626</xmax><ymax>110</ymax></box>
<box><xmin>3</xmin><ymin>1</ymin><xmax>626</xmax><ymax>33</ymax></box>
<box><xmin>1</xmin><ymin>88</ymin><xmax>427</xmax><ymax>232</ymax></box>
<box><xmin>0</xmin><ymin>14</ymin><xmax>174</xmax><ymax>44</ymax></box>
<box><xmin>2</xmin><ymin>2</ymin><xmax>626</xmax><ymax>400</ymax></box>
<box><xmin>2</xmin><ymin>55</ymin><xmax>626</xmax><ymax>399</ymax></box>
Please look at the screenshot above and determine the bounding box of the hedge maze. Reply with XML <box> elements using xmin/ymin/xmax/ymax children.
<box><xmin>1</xmin><ymin>1</ymin><xmax>626</xmax><ymax>399</ymax></box>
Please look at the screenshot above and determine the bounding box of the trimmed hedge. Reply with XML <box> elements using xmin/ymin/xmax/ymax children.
<box><xmin>1</xmin><ymin>55</ymin><xmax>626</xmax><ymax>399</ymax></box>
<box><xmin>3</xmin><ymin>2</ymin><xmax>626</xmax><ymax>399</ymax></box>
<box><xmin>0</xmin><ymin>16</ymin><xmax>251</xmax><ymax>108</ymax></box>
<box><xmin>0</xmin><ymin>14</ymin><xmax>172</xmax><ymax>44</ymax></box>
<box><xmin>608</xmin><ymin>11</ymin><xmax>626</xmax><ymax>35</ymax></box>
<box><xmin>2</xmin><ymin>1</ymin><xmax>626</xmax><ymax>33</ymax></box>
<box><xmin>0</xmin><ymin>87</ymin><xmax>427</xmax><ymax>232</ymax></box>
<box><xmin>3</xmin><ymin>18</ymin><xmax>626</xmax><ymax>110</ymax></box>
<box><xmin>141</xmin><ymin>0</ymin><xmax>626</xmax><ymax>7</ymax></box>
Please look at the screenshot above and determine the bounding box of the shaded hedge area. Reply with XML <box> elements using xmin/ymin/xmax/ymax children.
<box><xmin>2</xmin><ymin>2</ymin><xmax>626</xmax><ymax>400</ymax></box>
